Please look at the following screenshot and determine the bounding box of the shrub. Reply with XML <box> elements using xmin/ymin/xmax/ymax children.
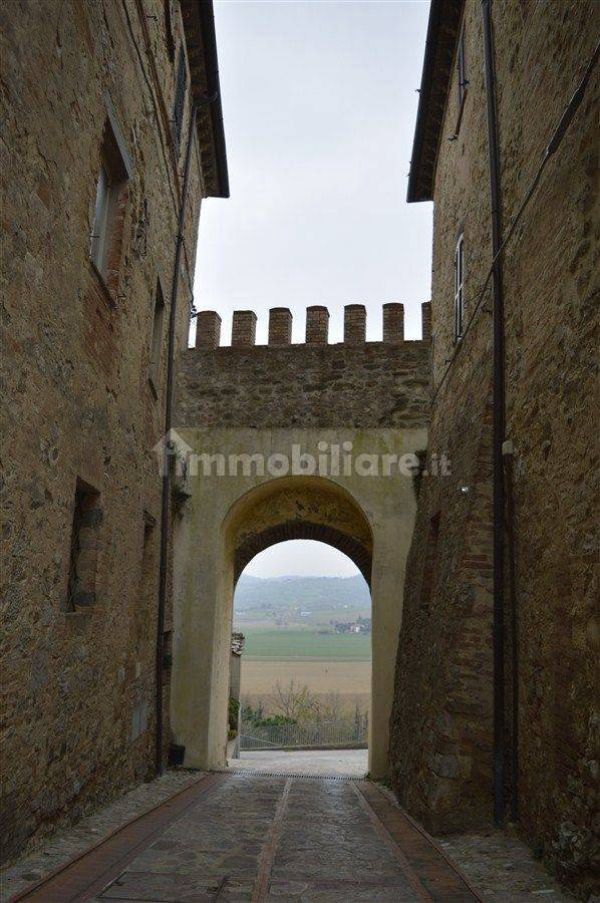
<box><xmin>228</xmin><ymin>696</ymin><xmax>240</xmax><ymax>735</ymax></box>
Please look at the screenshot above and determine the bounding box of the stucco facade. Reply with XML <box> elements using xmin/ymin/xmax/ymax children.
<box><xmin>390</xmin><ymin>0</ymin><xmax>599</xmax><ymax>896</ymax></box>
<box><xmin>0</xmin><ymin>0</ymin><xmax>227</xmax><ymax>861</ymax></box>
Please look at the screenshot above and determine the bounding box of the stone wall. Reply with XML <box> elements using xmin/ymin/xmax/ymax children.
<box><xmin>389</xmin><ymin>334</ymin><xmax>495</xmax><ymax>833</ymax></box>
<box><xmin>177</xmin><ymin>304</ymin><xmax>431</xmax><ymax>429</ymax></box>
<box><xmin>497</xmin><ymin>3</ymin><xmax>598</xmax><ymax>893</ymax></box>
<box><xmin>390</xmin><ymin>0</ymin><xmax>599</xmax><ymax>895</ymax></box>
<box><xmin>0</xmin><ymin>0</ymin><xmax>214</xmax><ymax>860</ymax></box>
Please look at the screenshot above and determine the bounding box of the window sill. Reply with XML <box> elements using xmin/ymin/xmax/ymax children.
<box><xmin>63</xmin><ymin>608</ymin><xmax>93</xmax><ymax>620</ymax></box>
<box><xmin>89</xmin><ymin>259</ymin><xmax>118</xmax><ymax>309</ymax></box>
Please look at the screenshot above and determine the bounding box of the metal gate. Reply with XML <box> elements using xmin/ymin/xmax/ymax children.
<box><xmin>240</xmin><ymin>715</ymin><xmax>368</xmax><ymax>751</ymax></box>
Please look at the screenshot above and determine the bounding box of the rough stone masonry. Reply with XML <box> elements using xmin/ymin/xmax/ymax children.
<box><xmin>180</xmin><ymin>303</ymin><xmax>431</xmax><ymax>429</ymax></box>
<box><xmin>389</xmin><ymin>1</ymin><xmax>599</xmax><ymax>898</ymax></box>
<box><xmin>0</xmin><ymin>0</ymin><xmax>227</xmax><ymax>861</ymax></box>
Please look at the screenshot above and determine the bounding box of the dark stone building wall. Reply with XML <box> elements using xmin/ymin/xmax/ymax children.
<box><xmin>390</xmin><ymin>0</ymin><xmax>599</xmax><ymax>896</ymax></box>
<box><xmin>0</xmin><ymin>1</ymin><xmax>219</xmax><ymax>861</ymax></box>
<box><xmin>390</xmin><ymin>336</ymin><xmax>495</xmax><ymax>834</ymax></box>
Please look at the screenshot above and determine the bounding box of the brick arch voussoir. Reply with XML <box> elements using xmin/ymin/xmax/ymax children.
<box><xmin>234</xmin><ymin>520</ymin><xmax>372</xmax><ymax>587</ymax></box>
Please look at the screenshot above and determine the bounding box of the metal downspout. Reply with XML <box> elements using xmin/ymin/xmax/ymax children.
<box><xmin>481</xmin><ymin>0</ymin><xmax>506</xmax><ymax>826</ymax></box>
<box><xmin>505</xmin><ymin>450</ymin><xmax>519</xmax><ymax>821</ymax></box>
<box><xmin>155</xmin><ymin>103</ymin><xmax>198</xmax><ymax>774</ymax></box>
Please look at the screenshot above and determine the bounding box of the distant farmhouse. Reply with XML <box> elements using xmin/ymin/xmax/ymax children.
<box><xmin>332</xmin><ymin>617</ymin><xmax>372</xmax><ymax>636</ymax></box>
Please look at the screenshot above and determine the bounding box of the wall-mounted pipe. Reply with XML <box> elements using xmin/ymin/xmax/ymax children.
<box><xmin>155</xmin><ymin>101</ymin><xmax>199</xmax><ymax>774</ymax></box>
<box><xmin>504</xmin><ymin>442</ymin><xmax>519</xmax><ymax>821</ymax></box>
<box><xmin>481</xmin><ymin>0</ymin><xmax>506</xmax><ymax>826</ymax></box>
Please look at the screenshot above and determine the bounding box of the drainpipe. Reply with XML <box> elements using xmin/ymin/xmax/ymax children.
<box><xmin>504</xmin><ymin>445</ymin><xmax>519</xmax><ymax>821</ymax></box>
<box><xmin>481</xmin><ymin>0</ymin><xmax>506</xmax><ymax>826</ymax></box>
<box><xmin>154</xmin><ymin>102</ymin><xmax>199</xmax><ymax>774</ymax></box>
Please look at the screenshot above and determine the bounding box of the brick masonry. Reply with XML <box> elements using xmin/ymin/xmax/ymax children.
<box><xmin>343</xmin><ymin>304</ymin><xmax>366</xmax><ymax>344</ymax></box>
<box><xmin>389</xmin><ymin>1</ymin><xmax>599</xmax><ymax>897</ymax></box>
<box><xmin>195</xmin><ymin>311</ymin><xmax>222</xmax><ymax>350</ymax></box>
<box><xmin>305</xmin><ymin>305</ymin><xmax>330</xmax><ymax>345</ymax></box>
<box><xmin>382</xmin><ymin>303</ymin><xmax>405</xmax><ymax>344</ymax></box>
<box><xmin>231</xmin><ymin>310</ymin><xmax>258</xmax><ymax>347</ymax></box>
<box><xmin>268</xmin><ymin>308</ymin><xmax>293</xmax><ymax>346</ymax></box>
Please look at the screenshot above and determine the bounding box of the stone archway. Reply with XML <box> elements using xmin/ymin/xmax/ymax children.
<box><xmin>171</xmin><ymin>305</ymin><xmax>430</xmax><ymax>779</ymax></box>
<box><xmin>169</xmin><ymin>426</ymin><xmax>424</xmax><ymax>779</ymax></box>
<box><xmin>229</xmin><ymin>478</ymin><xmax>373</xmax><ymax>585</ymax></box>
<box><xmin>227</xmin><ymin>480</ymin><xmax>373</xmax><ymax>761</ymax></box>
<box><xmin>235</xmin><ymin>524</ymin><xmax>372</xmax><ymax>586</ymax></box>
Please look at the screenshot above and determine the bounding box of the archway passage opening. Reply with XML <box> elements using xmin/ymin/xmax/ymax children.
<box><xmin>172</xmin><ymin>472</ymin><xmax>406</xmax><ymax>779</ymax></box>
<box><xmin>229</xmin><ymin>539</ymin><xmax>371</xmax><ymax>777</ymax></box>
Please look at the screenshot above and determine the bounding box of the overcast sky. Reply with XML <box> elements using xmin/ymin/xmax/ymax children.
<box><xmin>195</xmin><ymin>0</ymin><xmax>432</xmax><ymax>577</ymax></box>
<box><xmin>243</xmin><ymin>540</ymin><xmax>361</xmax><ymax>578</ymax></box>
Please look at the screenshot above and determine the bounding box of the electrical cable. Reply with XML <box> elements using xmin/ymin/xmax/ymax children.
<box><xmin>431</xmin><ymin>40</ymin><xmax>599</xmax><ymax>404</ymax></box>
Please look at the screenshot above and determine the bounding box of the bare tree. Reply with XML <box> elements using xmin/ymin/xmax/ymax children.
<box><xmin>273</xmin><ymin>679</ymin><xmax>317</xmax><ymax>722</ymax></box>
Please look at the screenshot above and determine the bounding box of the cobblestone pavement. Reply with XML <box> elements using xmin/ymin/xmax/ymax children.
<box><xmin>4</xmin><ymin>772</ymin><xmax>479</xmax><ymax>902</ymax></box>
<box><xmin>0</xmin><ymin>771</ymin><xmax>200</xmax><ymax>902</ymax></box>
<box><xmin>439</xmin><ymin>830</ymin><xmax>576</xmax><ymax>902</ymax></box>
<box><xmin>1</xmin><ymin>770</ymin><xmax>575</xmax><ymax>903</ymax></box>
<box><xmin>374</xmin><ymin>786</ymin><xmax>575</xmax><ymax>902</ymax></box>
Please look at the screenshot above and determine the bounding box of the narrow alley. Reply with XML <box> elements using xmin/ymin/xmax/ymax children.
<box><xmin>2</xmin><ymin>1</ymin><xmax>598</xmax><ymax>901</ymax></box>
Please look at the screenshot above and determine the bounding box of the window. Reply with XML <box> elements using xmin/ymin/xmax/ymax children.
<box><xmin>90</xmin><ymin>161</ymin><xmax>120</xmax><ymax>278</ymax></box>
<box><xmin>454</xmin><ymin>232</ymin><xmax>465</xmax><ymax>342</ymax></box>
<box><xmin>172</xmin><ymin>47</ymin><xmax>187</xmax><ymax>153</ymax></box>
<box><xmin>457</xmin><ymin>26</ymin><xmax>468</xmax><ymax>107</ymax></box>
<box><xmin>65</xmin><ymin>479</ymin><xmax>102</xmax><ymax>611</ymax></box>
<box><xmin>89</xmin><ymin>100</ymin><xmax>132</xmax><ymax>290</ymax></box>
<box><xmin>149</xmin><ymin>281</ymin><xmax>166</xmax><ymax>392</ymax></box>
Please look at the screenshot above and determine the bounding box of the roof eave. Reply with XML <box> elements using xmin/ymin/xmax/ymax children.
<box><xmin>407</xmin><ymin>0</ymin><xmax>464</xmax><ymax>204</ymax></box>
<box><xmin>181</xmin><ymin>0</ymin><xmax>230</xmax><ymax>199</ymax></box>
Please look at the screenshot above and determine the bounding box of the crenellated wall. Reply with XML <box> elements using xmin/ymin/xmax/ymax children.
<box><xmin>195</xmin><ymin>302</ymin><xmax>431</xmax><ymax>349</ymax></box>
<box><xmin>178</xmin><ymin>303</ymin><xmax>432</xmax><ymax>430</ymax></box>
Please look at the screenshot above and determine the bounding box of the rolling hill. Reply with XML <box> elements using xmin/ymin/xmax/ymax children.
<box><xmin>234</xmin><ymin>573</ymin><xmax>371</xmax><ymax>614</ymax></box>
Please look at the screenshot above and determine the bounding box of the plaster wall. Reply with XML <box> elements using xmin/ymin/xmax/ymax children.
<box><xmin>170</xmin><ymin>427</ymin><xmax>426</xmax><ymax>779</ymax></box>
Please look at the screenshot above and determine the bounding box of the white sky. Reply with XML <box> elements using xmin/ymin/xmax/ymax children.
<box><xmin>192</xmin><ymin>0</ymin><xmax>432</xmax><ymax>577</ymax></box>
<box><xmin>192</xmin><ymin>0</ymin><xmax>432</xmax><ymax>346</ymax></box>
<box><xmin>243</xmin><ymin>539</ymin><xmax>360</xmax><ymax>578</ymax></box>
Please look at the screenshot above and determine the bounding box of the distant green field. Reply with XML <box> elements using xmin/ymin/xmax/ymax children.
<box><xmin>242</xmin><ymin>628</ymin><xmax>371</xmax><ymax>661</ymax></box>
<box><xmin>235</xmin><ymin>608</ymin><xmax>370</xmax><ymax>629</ymax></box>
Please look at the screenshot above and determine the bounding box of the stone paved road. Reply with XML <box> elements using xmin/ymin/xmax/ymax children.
<box><xmin>89</xmin><ymin>774</ymin><xmax>477</xmax><ymax>902</ymax></box>
<box><xmin>12</xmin><ymin>772</ymin><xmax>480</xmax><ymax>902</ymax></box>
<box><xmin>229</xmin><ymin>748</ymin><xmax>368</xmax><ymax>777</ymax></box>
